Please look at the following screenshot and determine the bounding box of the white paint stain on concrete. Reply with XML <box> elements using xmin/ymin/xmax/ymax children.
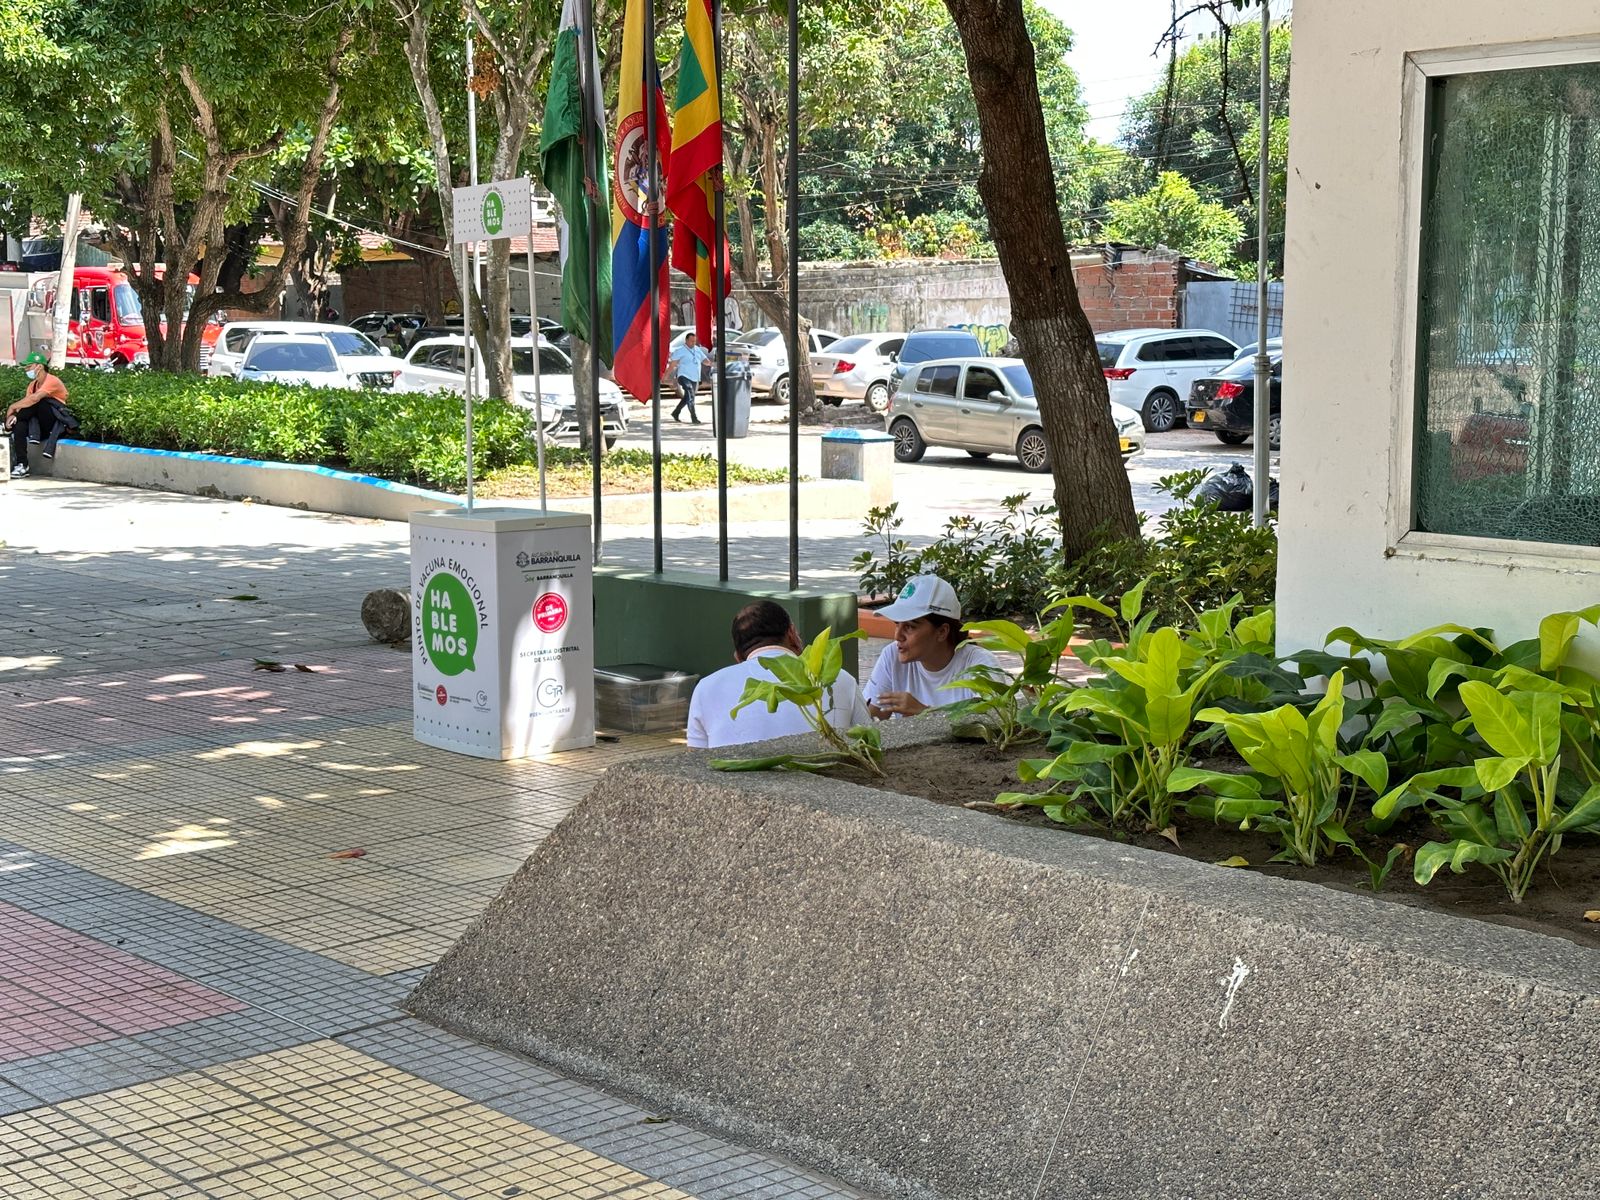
<box><xmin>1218</xmin><ymin>956</ymin><xmax>1251</xmax><ymax>1029</ymax></box>
<box><xmin>1120</xmin><ymin>947</ymin><xmax>1140</xmax><ymax>977</ymax></box>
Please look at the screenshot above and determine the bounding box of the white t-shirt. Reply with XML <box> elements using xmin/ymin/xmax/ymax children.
<box><xmin>863</xmin><ymin>640</ymin><xmax>1000</xmax><ymax>713</ymax></box>
<box><xmin>686</xmin><ymin>647</ymin><xmax>871</xmax><ymax>749</ymax></box>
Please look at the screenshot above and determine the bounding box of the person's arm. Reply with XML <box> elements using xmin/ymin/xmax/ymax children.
<box><xmin>685</xmin><ymin>697</ymin><xmax>709</xmax><ymax>748</ymax></box>
<box><xmin>863</xmin><ymin>648</ymin><xmax>900</xmax><ymax>720</ymax></box>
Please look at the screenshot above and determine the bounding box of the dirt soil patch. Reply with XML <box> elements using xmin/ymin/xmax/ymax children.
<box><xmin>845</xmin><ymin>740</ymin><xmax>1600</xmax><ymax>951</ymax></box>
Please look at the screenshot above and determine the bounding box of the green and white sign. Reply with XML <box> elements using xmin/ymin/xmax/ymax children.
<box><xmin>412</xmin><ymin>507</ymin><xmax>594</xmax><ymax>760</ymax></box>
<box><xmin>452</xmin><ymin>177</ymin><xmax>531</xmax><ymax>244</ymax></box>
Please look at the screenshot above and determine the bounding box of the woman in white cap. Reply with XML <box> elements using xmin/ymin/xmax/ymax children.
<box><xmin>863</xmin><ymin>574</ymin><xmax>999</xmax><ymax>719</ymax></box>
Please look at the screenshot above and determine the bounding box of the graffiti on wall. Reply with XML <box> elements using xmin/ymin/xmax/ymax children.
<box><xmin>847</xmin><ymin>299</ymin><xmax>890</xmax><ymax>331</ymax></box>
<box><xmin>952</xmin><ymin>322</ymin><xmax>1012</xmax><ymax>355</ymax></box>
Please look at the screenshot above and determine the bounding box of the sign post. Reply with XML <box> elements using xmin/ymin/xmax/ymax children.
<box><xmin>415</xmin><ymin>178</ymin><xmax>594</xmax><ymax>760</ymax></box>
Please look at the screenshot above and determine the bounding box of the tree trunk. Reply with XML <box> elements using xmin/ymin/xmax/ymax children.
<box><xmin>569</xmin><ymin>334</ymin><xmax>599</xmax><ymax>453</ymax></box>
<box><xmin>942</xmin><ymin>0</ymin><xmax>1139</xmax><ymax>558</ymax></box>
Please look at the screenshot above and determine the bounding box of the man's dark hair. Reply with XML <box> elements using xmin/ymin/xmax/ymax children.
<box><xmin>732</xmin><ymin>599</ymin><xmax>795</xmax><ymax>661</ymax></box>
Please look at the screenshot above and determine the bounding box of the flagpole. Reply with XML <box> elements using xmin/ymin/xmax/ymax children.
<box><xmin>529</xmin><ymin>180</ymin><xmax>548</xmax><ymax>513</ymax></box>
<box><xmin>579</xmin><ymin>0</ymin><xmax>603</xmax><ymax>564</ymax></box>
<box><xmin>646</xmin><ymin>0</ymin><xmax>663</xmax><ymax>574</ymax></box>
<box><xmin>786</xmin><ymin>0</ymin><xmax>800</xmax><ymax>591</ymax></box>
<box><xmin>713</xmin><ymin>0</ymin><xmax>729</xmax><ymax>584</ymax></box>
<box><xmin>465</xmin><ymin>28</ymin><xmax>479</xmax><ymax>512</ymax></box>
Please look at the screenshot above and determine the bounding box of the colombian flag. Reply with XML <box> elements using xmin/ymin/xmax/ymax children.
<box><xmin>609</xmin><ymin>0</ymin><xmax>672</xmax><ymax>403</ymax></box>
<box><xmin>665</xmin><ymin>0</ymin><xmax>729</xmax><ymax>347</ymax></box>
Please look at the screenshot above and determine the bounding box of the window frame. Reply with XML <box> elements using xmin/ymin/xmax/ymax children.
<box><xmin>1390</xmin><ymin>37</ymin><xmax>1600</xmax><ymax>570</ymax></box>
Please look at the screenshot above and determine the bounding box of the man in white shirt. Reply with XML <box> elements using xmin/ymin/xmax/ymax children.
<box><xmin>686</xmin><ymin>600</ymin><xmax>870</xmax><ymax>749</ymax></box>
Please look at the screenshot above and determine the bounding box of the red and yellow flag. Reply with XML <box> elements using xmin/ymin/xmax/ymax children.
<box><xmin>665</xmin><ymin>0</ymin><xmax>730</xmax><ymax>346</ymax></box>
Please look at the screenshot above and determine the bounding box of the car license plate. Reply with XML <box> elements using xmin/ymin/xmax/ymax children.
<box><xmin>1118</xmin><ymin>437</ymin><xmax>1132</xmax><ymax>452</ymax></box>
<box><xmin>1191</xmin><ymin>410</ymin><xmax>1206</xmax><ymax>423</ymax></box>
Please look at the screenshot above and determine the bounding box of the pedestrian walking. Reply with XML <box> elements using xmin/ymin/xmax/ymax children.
<box><xmin>667</xmin><ymin>333</ymin><xmax>710</xmax><ymax>424</ymax></box>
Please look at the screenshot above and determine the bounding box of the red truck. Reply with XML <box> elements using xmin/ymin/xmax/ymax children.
<box><xmin>28</xmin><ymin>265</ymin><xmax>222</xmax><ymax>369</ymax></box>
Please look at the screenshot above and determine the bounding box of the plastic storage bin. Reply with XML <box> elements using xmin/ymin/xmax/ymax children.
<box><xmin>593</xmin><ymin>663</ymin><xmax>700</xmax><ymax>734</ymax></box>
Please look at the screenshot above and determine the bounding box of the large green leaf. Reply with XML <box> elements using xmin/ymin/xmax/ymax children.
<box><xmin>1334</xmin><ymin>749</ymin><xmax>1389</xmax><ymax>796</ymax></box>
<box><xmin>966</xmin><ymin>619</ymin><xmax>1033</xmax><ymax>655</ymax></box>
<box><xmin>1168</xmin><ymin>766</ymin><xmax>1264</xmax><ymax>798</ymax></box>
<box><xmin>1413</xmin><ymin>838</ymin><xmax>1515</xmax><ymax>885</ymax></box>
<box><xmin>1553</xmin><ymin>783</ymin><xmax>1600</xmax><ymax>833</ymax></box>
<box><xmin>1234</xmin><ymin>608</ymin><xmax>1275</xmax><ymax>648</ymax></box>
<box><xmin>1524</xmin><ymin>690</ymin><xmax>1561</xmax><ymax>765</ymax></box>
<box><xmin>1366</xmin><ymin>700</ymin><xmax>1423</xmax><ymax>745</ymax></box>
<box><xmin>1538</xmin><ymin>611</ymin><xmax>1580</xmax><ymax>674</ymax></box>
<box><xmin>1119</xmin><ymin>578</ymin><xmax>1148</xmax><ymax>625</ymax></box>
<box><xmin>1473</xmin><ymin>755</ymin><xmax>1529</xmax><ymax>794</ymax></box>
<box><xmin>1493</xmin><ymin>789</ymin><xmax>1532</xmax><ymax>843</ymax></box>
<box><xmin>1458</xmin><ymin>680</ymin><xmax>1533</xmax><ymax>759</ymax></box>
<box><xmin>1371</xmin><ymin>765</ymin><xmax>1476</xmax><ymax>819</ymax></box>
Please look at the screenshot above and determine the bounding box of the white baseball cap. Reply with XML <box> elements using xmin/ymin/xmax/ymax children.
<box><xmin>877</xmin><ymin>574</ymin><xmax>962</xmax><ymax>622</ymax></box>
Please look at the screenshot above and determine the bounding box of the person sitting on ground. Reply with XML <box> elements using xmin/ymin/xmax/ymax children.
<box><xmin>686</xmin><ymin>599</ymin><xmax>870</xmax><ymax>749</ymax></box>
<box><xmin>6</xmin><ymin>352</ymin><xmax>78</xmax><ymax>478</ymax></box>
<box><xmin>863</xmin><ymin>574</ymin><xmax>999</xmax><ymax>719</ymax></box>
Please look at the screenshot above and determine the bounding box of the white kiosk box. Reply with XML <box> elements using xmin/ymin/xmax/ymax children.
<box><xmin>411</xmin><ymin>507</ymin><xmax>594</xmax><ymax>759</ymax></box>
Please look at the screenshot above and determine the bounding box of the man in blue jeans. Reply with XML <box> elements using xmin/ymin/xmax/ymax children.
<box><xmin>667</xmin><ymin>333</ymin><xmax>710</xmax><ymax>424</ymax></box>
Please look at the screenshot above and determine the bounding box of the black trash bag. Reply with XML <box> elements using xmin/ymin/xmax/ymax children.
<box><xmin>1196</xmin><ymin>463</ymin><xmax>1278</xmax><ymax>512</ymax></box>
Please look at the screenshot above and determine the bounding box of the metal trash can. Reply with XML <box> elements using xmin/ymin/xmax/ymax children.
<box><xmin>716</xmin><ymin>362</ymin><xmax>752</xmax><ymax>439</ymax></box>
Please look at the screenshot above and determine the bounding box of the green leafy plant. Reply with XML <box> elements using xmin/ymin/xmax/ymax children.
<box><xmin>1171</xmin><ymin>669</ymin><xmax>1391</xmax><ymax>868</ymax></box>
<box><xmin>710</xmin><ymin>627</ymin><xmax>884</xmax><ymax>777</ymax></box>
<box><xmin>999</xmin><ymin>584</ymin><xmax>1231</xmax><ymax>832</ymax></box>
<box><xmin>943</xmin><ymin>603</ymin><xmax>1080</xmax><ymax>749</ymax></box>
<box><xmin>1373</xmin><ymin>677</ymin><xmax>1600</xmax><ymax>903</ymax></box>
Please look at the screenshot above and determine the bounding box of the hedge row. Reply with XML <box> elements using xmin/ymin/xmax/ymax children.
<box><xmin>2</xmin><ymin>367</ymin><xmax>529</xmax><ymax>491</ymax></box>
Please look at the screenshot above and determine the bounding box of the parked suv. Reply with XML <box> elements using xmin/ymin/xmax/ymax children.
<box><xmin>810</xmin><ymin>332</ymin><xmax>906</xmax><ymax>411</ymax></box>
<box><xmin>884</xmin><ymin>356</ymin><xmax>1145</xmax><ymax>473</ymax></box>
<box><xmin>886</xmin><ymin>328</ymin><xmax>986</xmax><ymax>401</ymax></box>
<box><xmin>1096</xmin><ymin>328</ymin><xmax>1239</xmax><ymax>432</ymax></box>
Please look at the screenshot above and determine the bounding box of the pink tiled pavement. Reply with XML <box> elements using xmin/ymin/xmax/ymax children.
<box><xmin>0</xmin><ymin>902</ymin><xmax>245</xmax><ymax>1062</ymax></box>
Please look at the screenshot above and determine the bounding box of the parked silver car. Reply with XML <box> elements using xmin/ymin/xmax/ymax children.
<box><xmin>884</xmin><ymin>357</ymin><xmax>1146</xmax><ymax>472</ymax></box>
<box><xmin>1096</xmin><ymin>327</ymin><xmax>1240</xmax><ymax>432</ymax></box>
<box><xmin>810</xmin><ymin>332</ymin><xmax>906</xmax><ymax>411</ymax></box>
<box><xmin>729</xmin><ymin>326</ymin><xmax>841</xmax><ymax>405</ymax></box>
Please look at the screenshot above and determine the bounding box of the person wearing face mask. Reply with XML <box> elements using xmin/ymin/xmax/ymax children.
<box><xmin>863</xmin><ymin>574</ymin><xmax>1000</xmax><ymax>720</ymax></box>
<box><xmin>6</xmin><ymin>352</ymin><xmax>78</xmax><ymax>478</ymax></box>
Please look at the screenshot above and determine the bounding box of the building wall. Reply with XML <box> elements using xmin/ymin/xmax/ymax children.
<box><xmin>669</xmin><ymin>249</ymin><xmax>1192</xmax><ymax>341</ymax></box>
<box><xmin>1277</xmin><ymin>5</ymin><xmax>1600</xmax><ymax>654</ymax></box>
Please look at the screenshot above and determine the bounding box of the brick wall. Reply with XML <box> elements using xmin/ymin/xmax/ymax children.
<box><xmin>1071</xmin><ymin>247</ymin><xmax>1183</xmax><ymax>332</ymax></box>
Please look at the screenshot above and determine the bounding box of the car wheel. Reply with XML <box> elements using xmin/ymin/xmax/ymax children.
<box><xmin>1215</xmin><ymin>431</ymin><xmax>1249</xmax><ymax>445</ymax></box>
<box><xmin>891</xmin><ymin>417</ymin><xmax>925</xmax><ymax>463</ymax></box>
<box><xmin>966</xmin><ymin>450</ymin><xmax>991</xmax><ymax>460</ymax></box>
<box><xmin>1016</xmin><ymin>427</ymin><xmax>1050</xmax><ymax>473</ymax></box>
<box><xmin>1142</xmin><ymin>390</ymin><xmax>1181</xmax><ymax>432</ymax></box>
<box><xmin>1268</xmin><ymin>414</ymin><xmax>1282</xmax><ymax>451</ymax></box>
<box><xmin>771</xmin><ymin>375</ymin><xmax>789</xmax><ymax>407</ymax></box>
<box><xmin>864</xmin><ymin>382</ymin><xmax>890</xmax><ymax>412</ymax></box>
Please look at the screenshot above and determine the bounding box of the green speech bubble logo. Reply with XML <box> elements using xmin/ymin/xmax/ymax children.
<box><xmin>422</xmin><ymin>571</ymin><xmax>477</xmax><ymax>675</ymax></box>
<box><xmin>482</xmin><ymin>189</ymin><xmax>504</xmax><ymax>236</ymax></box>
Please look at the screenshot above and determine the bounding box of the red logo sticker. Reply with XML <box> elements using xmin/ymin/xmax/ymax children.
<box><xmin>435</xmin><ymin>685</ymin><xmax>448</xmax><ymax>706</ymax></box>
<box><xmin>533</xmin><ymin>592</ymin><xmax>568</xmax><ymax>634</ymax></box>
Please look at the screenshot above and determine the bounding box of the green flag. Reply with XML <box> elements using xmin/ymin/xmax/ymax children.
<box><xmin>540</xmin><ymin>0</ymin><xmax>614</xmax><ymax>364</ymax></box>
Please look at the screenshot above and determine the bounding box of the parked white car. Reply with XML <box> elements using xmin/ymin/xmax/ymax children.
<box><xmin>730</xmin><ymin>326</ymin><xmax>841</xmax><ymax>406</ymax></box>
<box><xmin>883</xmin><ymin>356</ymin><xmax>1145</xmax><ymax>473</ymax></box>
<box><xmin>236</xmin><ymin>335</ymin><xmax>362</xmax><ymax>389</ymax></box>
<box><xmin>1095</xmin><ymin>328</ymin><xmax>1240</xmax><ymax>432</ymax></box>
<box><xmin>398</xmin><ymin>335</ymin><xmax>630</xmax><ymax>447</ymax></box>
<box><xmin>810</xmin><ymin>332</ymin><xmax>907</xmax><ymax>412</ymax></box>
<box><xmin>209</xmin><ymin>320</ymin><xmax>400</xmax><ymax>386</ymax></box>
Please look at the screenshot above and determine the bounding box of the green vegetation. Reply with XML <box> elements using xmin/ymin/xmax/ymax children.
<box><xmin>852</xmin><ymin>471</ymin><xmax>1277</xmax><ymax>628</ymax></box>
<box><xmin>20</xmin><ymin>368</ymin><xmax>787</xmax><ymax>496</ymax></box>
<box><xmin>710</xmin><ymin>628</ymin><xmax>885</xmax><ymax>777</ymax></box>
<box><xmin>480</xmin><ymin>450</ymin><xmax>789</xmax><ymax>499</ymax></box>
<box><xmin>948</xmin><ymin>591</ymin><xmax>1600</xmax><ymax>905</ymax></box>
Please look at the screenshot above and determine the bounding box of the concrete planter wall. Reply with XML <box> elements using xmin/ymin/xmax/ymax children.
<box><xmin>408</xmin><ymin>719</ymin><xmax>1600</xmax><ymax>1199</ymax></box>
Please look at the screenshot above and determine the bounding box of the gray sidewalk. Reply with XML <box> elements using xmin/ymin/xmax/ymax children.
<box><xmin>0</xmin><ymin>477</ymin><xmax>869</xmax><ymax>1199</ymax></box>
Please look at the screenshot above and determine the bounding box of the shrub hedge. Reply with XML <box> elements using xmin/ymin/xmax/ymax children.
<box><xmin>3</xmin><ymin>366</ymin><xmax>542</xmax><ymax>491</ymax></box>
